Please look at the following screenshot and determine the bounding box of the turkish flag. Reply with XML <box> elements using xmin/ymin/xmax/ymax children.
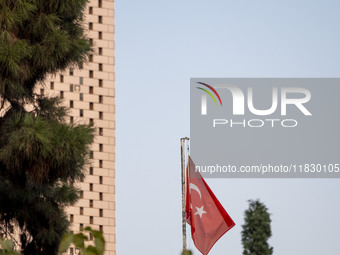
<box><xmin>186</xmin><ymin>156</ymin><xmax>235</xmax><ymax>255</ymax></box>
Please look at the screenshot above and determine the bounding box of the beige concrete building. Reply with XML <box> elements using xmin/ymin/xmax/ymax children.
<box><xmin>38</xmin><ymin>1</ymin><xmax>116</xmax><ymax>254</ymax></box>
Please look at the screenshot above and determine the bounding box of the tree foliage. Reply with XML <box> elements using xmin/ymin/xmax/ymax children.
<box><xmin>58</xmin><ymin>227</ymin><xmax>105</xmax><ymax>255</ymax></box>
<box><xmin>0</xmin><ymin>0</ymin><xmax>93</xmax><ymax>254</ymax></box>
<box><xmin>241</xmin><ymin>200</ymin><xmax>273</xmax><ymax>255</ymax></box>
<box><xmin>0</xmin><ymin>238</ymin><xmax>20</xmax><ymax>255</ymax></box>
<box><xmin>0</xmin><ymin>0</ymin><xmax>90</xmax><ymax>103</ymax></box>
<box><xmin>181</xmin><ymin>250</ymin><xmax>192</xmax><ymax>255</ymax></box>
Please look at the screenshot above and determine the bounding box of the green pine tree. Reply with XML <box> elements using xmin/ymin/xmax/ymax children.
<box><xmin>241</xmin><ymin>200</ymin><xmax>273</xmax><ymax>255</ymax></box>
<box><xmin>0</xmin><ymin>1</ymin><xmax>93</xmax><ymax>254</ymax></box>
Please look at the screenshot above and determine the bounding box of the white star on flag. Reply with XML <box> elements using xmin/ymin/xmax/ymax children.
<box><xmin>194</xmin><ymin>205</ymin><xmax>207</xmax><ymax>218</ymax></box>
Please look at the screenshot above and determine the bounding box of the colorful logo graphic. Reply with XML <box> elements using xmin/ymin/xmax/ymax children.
<box><xmin>196</xmin><ymin>82</ymin><xmax>223</xmax><ymax>106</ymax></box>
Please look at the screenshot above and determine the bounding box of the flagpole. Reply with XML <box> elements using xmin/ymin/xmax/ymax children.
<box><xmin>181</xmin><ymin>137</ymin><xmax>189</xmax><ymax>251</ymax></box>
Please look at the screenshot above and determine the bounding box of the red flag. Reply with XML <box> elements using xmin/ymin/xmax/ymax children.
<box><xmin>186</xmin><ymin>156</ymin><xmax>235</xmax><ymax>255</ymax></box>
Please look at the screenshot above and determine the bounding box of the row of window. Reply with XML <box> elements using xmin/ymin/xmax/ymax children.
<box><xmin>61</xmin><ymin>68</ymin><xmax>104</xmax><ymax>83</ymax></box>
<box><xmin>69</xmin><ymin>113</ymin><xmax>104</xmax><ymax>125</ymax></box>
<box><xmin>54</xmin><ymin>77</ymin><xmax>103</xmax><ymax>87</ymax></box>
<box><xmin>89</xmin><ymin>16</ymin><xmax>103</xmax><ymax>30</ymax></box>
<box><xmin>75</xmin><ymin>208</ymin><xmax>103</xmax><ymax>217</ymax></box>
<box><xmin>89</xmin><ymin>16</ymin><xmax>103</xmax><ymax>28</ymax></box>
<box><xmin>69</xmin><ymin>100</ymin><xmax>104</xmax><ymax>109</ymax></box>
<box><xmin>70</xmin><ymin>213</ymin><xmax>103</xmax><ymax>229</ymax></box>
<box><xmin>39</xmin><ymin>87</ymin><xmax>96</xmax><ymax>96</ymax></box>
<box><xmin>40</xmin><ymin>87</ymin><xmax>98</xmax><ymax>97</ymax></box>
<box><xmin>69</xmin><ymin>220</ymin><xmax>103</xmax><ymax>234</ymax></box>
<box><xmin>89</xmin><ymin>164</ymin><xmax>105</xmax><ymax>176</ymax></box>
<box><xmin>78</xmin><ymin>196</ymin><xmax>104</xmax><ymax>208</ymax></box>
<box><xmin>89</xmin><ymin>0</ymin><xmax>103</xmax><ymax>14</ymax></box>
<box><xmin>79</xmin><ymin>185</ymin><xmax>103</xmax><ymax>199</ymax></box>
<box><xmin>88</xmin><ymin>179</ymin><xmax>104</xmax><ymax>191</ymax></box>
<box><xmin>65</xmin><ymin>84</ymin><xmax>105</xmax><ymax>95</ymax></box>
<box><xmin>79</xmin><ymin>222</ymin><xmax>104</xmax><ymax>232</ymax></box>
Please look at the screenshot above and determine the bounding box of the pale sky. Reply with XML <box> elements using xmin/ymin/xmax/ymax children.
<box><xmin>115</xmin><ymin>1</ymin><xmax>340</xmax><ymax>254</ymax></box>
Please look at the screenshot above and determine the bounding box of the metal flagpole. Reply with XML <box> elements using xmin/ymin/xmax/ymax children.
<box><xmin>181</xmin><ymin>137</ymin><xmax>189</xmax><ymax>251</ymax></box>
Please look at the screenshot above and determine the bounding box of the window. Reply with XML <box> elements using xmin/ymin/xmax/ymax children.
<box><xmin>98</xmin><ymin>47</ymin><xmax>103</xmax><ymax>55</ymax></box>
<box><xmin>89</xmin><ymin>233</ymin><xmax>94</xmax><ymax>241</ymax></box>
<box><xmin>98</xmin><ymin>31</ymin><xmax>102</xmax><ymax>39</ymax></box>
<box><xmin>99</xmin><ymin>192</ymin><xmax>103</xmax><ymax>201</ymax></box>
<box><xmin>89</xmin><ymin>86</ymin><xmax>94</xmax><ymax>94</ymax></box>
<box><xmin>99</xmin><ymin>176</ymin><xmax>103</xmax><ymax>184</ymax></box>
<box><xmin>89</xmin><ymin>167</ymin><xmax>93</xmax><ymax>175</ymax></box>
<box><xmin>90</xmin><ymin>183</ymin><xmax>93</xmax><ymax>191</ymax></box>
<box><xmin>70</xmin><ymin>116</ymin><xmax>73</xmax><ymax>124</ymax></box>
<box><xmin>99</xmin><ymin>79</ymin><xmax>103</xmax><ymax>87</ymax></box>
<box><xmin>70</xmin><ymin>84</ymin><xmax>73</xmax><ymax>92</ymax></box>
<box><xmin>80</xmin><ymin>77</ymin><xmax>83</xmax><ymax>85</ymax></box>
<box><xmin>89</xmin><ymin>54</ymin><xmax>93</xmax><ymax>62</ymax></box>
<box><xmin>89</xmin><ymin>22</ymin><xmax>93</xmax><ymax>30</ymax></box>
<box><xmin>99</xmin><ymin>112</ymin><xmax>103</xmax><ymax>120</ymax></box>
<box><xmin>99</xmin><ymin>160</ymin><xmax>103</xmax><ymax>168</ymax></box>
<box><xmin>89</xmin><ymin>151</ymin><xmax>93</xmax><ymax>159</ymax></box>
<box><xmin>70</xmin><ymin>214</ymin><xmax>74</xmax><ymax>223</ymax></box>
<box><xmin>98</xmin><ymin>16</ymin><xmax>102</xmax><ymax>23</ymax></box>
<box><xmin>69</xmin><ymin>68</ymin><xmax>74</xmax><ymax>75</ymax></box>
<box><xmin>89</xmin><ymin>200</ymin><xmax>93</xmax><ymax>208</ymax></box>
<box><xmin>98</xmin><ymin>0</ymin><xmax>102</xmax><ymax>7</ymax></box>
<box><xmin>80</xmin><ymin>190</ymin><xmax>84</xmax><ymax>199</ymax></box>
<box><xmin>89</xmin><ymin>39</ymin><xmax>93</xmax><ymax>46</ymax></box>
<box><xmin>80</xmin><ymin>207</ymin><xmax>84</xmax><ymax>215</ymax></box>
<box><xmin>89</xmin><ymin>70</ymin><xmax>94</xmax><ymax>78</ymax></box>
<box><xmin>99</xmin><ymin>128</ymin><xmax>103</xmax><ymax>136</ymax></box>
<box><xmin>89</xmin><ymin>102</ymin><xmax>94</xmax><ymax>110</ymax></box>
<box><xmin>50</xmin><ymin>82</ymin><xmax>54</xmax><ymax>89</ymax></box>
<box><xmin>99</xmin><ymin>63</ymin><xmax>103</xmax><ymax>71</ymax></box>
<box><xmin>99</xmin><ymin>95</ymin><xmax>103</xmax><ymax>103</ymax></box>
<box><xmin>99</xmin><ymin>144</ymin><xmax>103</xmax><ymax>152</ymax></box>
<box><xmin>40</xmin><ymin>88</ymin><xmax>44</xmax><ymax>95</ymax></box>
<box><xmin>70</xmin><ymin>100</ymin><xmax>74</xmax><ymax>108</ymax></box>
<box><xmin>89</xmin><ymin>118</ymin><xmax>94</xmax><ymax>125</ymax></box>
<box><xmin>89</xmin><ymin>6</ymin><xmax>93</xmax><ymax>14</ymax></box>
<box><xmin>60</xmin><ymin>75</ymin><xmax>64</xmax><ymax>83</ymax></box>
<box><xmin>70</xmin><ymin>247</ymin><xmax>74</xmax><ymax>254</ymax></box>
<box><xmin>79</xmin><ymin>93</ymin><xmax>83</xmax><ymax>101</ymax></box>
<box><xmin>60</xmin><ymin>91</ymin><xmax>64</xmax><ymax>99</ymax></box>
<box><xmin>100</xmin><ymin>225</ymin><xmax>103</xmax><ymax>232</ymax></box>
<box><xmin>80</xmin><ymin>224</ymin><xmax>83</xmax><ymax>231</ymax></box>
<box><xmin>90</xmin><ymin>216</ymin><xmax>93</xmax><ymax>224</ymax></box>
<box><xmin>80</xmin><ymin>109</ymin><xmax>83</xmax><ymax>117</ymax></box>
<box><xmin>99</xmin><ymin>209</ymin><xmax>103</xmax><ymax>217</ymax></box>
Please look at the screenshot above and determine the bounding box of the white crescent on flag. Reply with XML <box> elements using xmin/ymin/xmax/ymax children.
<box><xmin>189</xmin><ymin>183</ymin><xmax>202</xmax><ymax>199</ymax></box>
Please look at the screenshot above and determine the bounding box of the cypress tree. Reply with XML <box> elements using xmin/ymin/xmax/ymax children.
<box><xmin>0</xmin><ymin>1</ymin><xmax>93</xmax><ymax>254</ymax></box>
<box><xmin>241</xmin><ymin>200</ymin><xmax>273</xmax><ymax>255</ymax></box>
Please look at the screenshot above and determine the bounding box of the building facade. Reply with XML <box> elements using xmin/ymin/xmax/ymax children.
<box><xmin>38</xmin><ymin>1</ymin><xmax>115</xmax><ymax>254</ymax></box>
